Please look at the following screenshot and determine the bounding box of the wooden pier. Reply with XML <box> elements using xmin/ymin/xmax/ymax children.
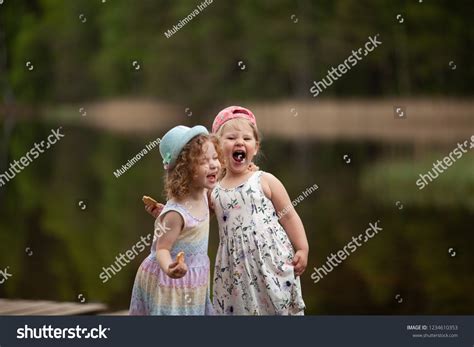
<box><xmin>0</xmin><ymin>298</ymin><xmax>127</xmax><ymax>315</ymax></box>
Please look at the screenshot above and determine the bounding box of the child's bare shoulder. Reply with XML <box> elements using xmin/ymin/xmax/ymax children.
<box><xmin>160</xmin><ymin>210</ymin><xmax>184</xmax><ymax>230</ymax></box>
<box><xmin>260</xmin><ymin>172</ymin><xmax>283</xmax><ymax>199</ymax></box>
<box><xmin>261</xmin><ymin>171</ymin><xmax>282</xmax><ymax>185</ymax></box>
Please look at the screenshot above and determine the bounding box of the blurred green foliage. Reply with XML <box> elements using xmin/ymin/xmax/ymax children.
<box><xmin>361</xmin><ymin>153</ymin><xmax>474</xmax><ymax>211</ymax></box>
<box><xmin>1</xmin><ymin>0</ymin><xmax>472</xmax><ymax>105</ymax></box>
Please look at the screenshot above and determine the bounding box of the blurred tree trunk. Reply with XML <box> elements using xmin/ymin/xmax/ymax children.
<box><xmin>395</xmin><ymin>21</ymin><xmax>411</xmax><ymax>95</ymax></box>
<box><xmin>293</xmin><ymin>0</ymin><xmax>312</xmax><ymax>98</ymax></box>
<box><xmin>293</xmin><ymin>0</ymin><xmax>321</xmax><ymax>182</ymax></box>
<box><xmin>0</xmin><ymin>24</ymin><xmax>16</xmax><ymax>200</ymax></box>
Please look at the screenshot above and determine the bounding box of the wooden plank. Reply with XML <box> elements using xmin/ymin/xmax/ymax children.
<box><xmin>102</xmin><ymin>310</ymin><xmax>129</xmax><ymax>316</ymax></box>
<box><xmin>0</xmin><ymin>301</ymin><xmax>55</xmax><ymax>314</ymax></box>
<box><xmin>27</xmin><ymin>303</ymin><xmax>108</xmax><ymax>315</ymax></box>
<box><xmin>0</xmin><ymin>299</ymin><xmax>47</xmax><ymax>309</ymax></box>
<box><xmin>0</xmin><ymin>299</ymin><xmax>107</xmax><ymax>315</ymax></box>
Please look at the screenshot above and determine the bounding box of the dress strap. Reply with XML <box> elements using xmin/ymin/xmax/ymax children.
<box><xmin>159</xmin><ymin>193</ymin><xmax>209</xmax><ymax>229</ymax></box>
<box><xmin>248</xmin><ymin>170</ymin><xmax>265</xmax><ymax>195</ymax></box>
<box><xmin>158</xmin><ymin>202</ymin><xmax>188</xmax><ymax>230</ymax></box>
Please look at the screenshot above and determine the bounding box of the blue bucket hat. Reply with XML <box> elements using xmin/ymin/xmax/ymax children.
<box><xmin>159</xmin><ymin>125</ymin><xmax>209</xmax><ymax>170</ymax></box>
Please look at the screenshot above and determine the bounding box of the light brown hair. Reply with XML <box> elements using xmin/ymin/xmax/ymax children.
<box><xmin>164</xmin><ymin>134</ymin><xmax>222</xmax><ymax>200</ymax></box>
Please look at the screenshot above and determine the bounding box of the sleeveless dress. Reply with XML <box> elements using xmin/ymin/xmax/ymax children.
<box><xmin>129</xmin><ymin>195</ymin><xmax>213</xmax><ymax>315</ymax></box>
<box><xmin>211</xmin><ymin>171</ymin><xmax>306</xmax><ymax>315</ymax></box>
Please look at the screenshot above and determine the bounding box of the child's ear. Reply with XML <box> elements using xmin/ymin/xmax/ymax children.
<box><xmin>254</xmin><ymin>142</ymin><xmax>260</xmax><ymax>157</ymax></box>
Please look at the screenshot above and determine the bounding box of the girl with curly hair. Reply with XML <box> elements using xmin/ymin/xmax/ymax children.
<box><xmin>129</xmin><ymin>125</ymin><xmax>222</xmax><ymax>315</ymax></box>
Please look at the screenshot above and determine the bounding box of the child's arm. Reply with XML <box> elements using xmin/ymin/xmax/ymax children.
<box><xmin>206</xmin><ymin>189</ymin><xmax>215</xmax><ymax>215</ymax></box>
<box><xmin>262</xmin><ymin>173</ymin><xmax>309</xmax><ymax>276</ymax></box>
<box><xmin>155</xmin><ymin>211</ymin><xmax>188</xmax><ymax>279</ymax></box>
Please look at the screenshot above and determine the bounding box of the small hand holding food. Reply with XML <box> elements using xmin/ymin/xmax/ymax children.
<box><xmin>142</xmin><ymin>195</ymin><xmax>164</xmax><ymax>218</ymax></box>
<box><xmin>176</xmin><ymin>251</ymin><xmax>185</xmax><ymax>264</ymax></box>
<box><xmin>167</xmin><ymin>251</ymin><xmax>187</xmax><ymax>279</ymax></box>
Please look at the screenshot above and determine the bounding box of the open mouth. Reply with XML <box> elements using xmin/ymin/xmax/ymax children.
<box><xmin>206</xmin><ymin>173</ymin><xmax>217</xmax><ymax>183</ymax></box>
<box><xmin>232</xmin><ymin>150</ymin><xmax>246</xmax><ymax>164</ymax></box>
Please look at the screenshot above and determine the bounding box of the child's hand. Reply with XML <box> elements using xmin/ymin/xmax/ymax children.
<box><xmin>292</xmin><ymin>249</ymin><xmax>308</xmax><ymax>277</ymax></box>
<box><xmin>166</xmin><ymin>259</ymin><xmax>188</xmax><ymax>279</ymax></box>
<box><xmin>145</xmin><ymin>203</ymin><xmax>164</xmax><ymax>218</ymax></box>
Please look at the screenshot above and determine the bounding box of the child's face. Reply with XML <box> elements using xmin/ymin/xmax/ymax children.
<box><xmin>192</xmin><ymin>140</ymin><xmax>221</xmax><ymax>189</ymax></box>
<box><xmin>220</xmin><ymin>121</ymin><xmax>258</xmax><ymax>174</ymax></box>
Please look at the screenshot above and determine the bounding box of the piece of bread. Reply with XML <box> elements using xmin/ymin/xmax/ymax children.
<box><xmin>177</xmin><ymin>251</ymin><xmax>185</xmax><ymax>264</ymax></box>
<box><xmin>142</xmin><ymin>195</ymin><xmax>158</xmax><ymax>206</ymax></box>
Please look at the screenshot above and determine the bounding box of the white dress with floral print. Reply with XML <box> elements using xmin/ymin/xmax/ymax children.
<box><xmin>211</xmin><ymin>171</ymin><xmax>305</xmax><ymax>315</ymax></box>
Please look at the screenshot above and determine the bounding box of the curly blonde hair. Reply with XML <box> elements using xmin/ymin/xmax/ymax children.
<box><xmin>164</xmin><ymin>134</ymin><xmax>222</xmax><ymax>201</ymax></box>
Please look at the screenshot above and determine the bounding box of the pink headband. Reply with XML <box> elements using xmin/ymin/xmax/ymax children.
<box><xmin>212</xmin><ymin>106</ymin><xmax>257</xmax><ymax>133</ymax></box>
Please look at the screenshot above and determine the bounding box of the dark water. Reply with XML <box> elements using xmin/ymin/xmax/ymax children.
<box><xmin>1</xmin><ymin>121</ymin><xmax>473</xmax><ymax>314</ymax></box>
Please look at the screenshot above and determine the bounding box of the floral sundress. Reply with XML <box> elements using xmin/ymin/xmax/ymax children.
<box><xmin>211</xmin><ymin>171</ymin><xmax>305</xmax><ymax>315</ymax></box>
